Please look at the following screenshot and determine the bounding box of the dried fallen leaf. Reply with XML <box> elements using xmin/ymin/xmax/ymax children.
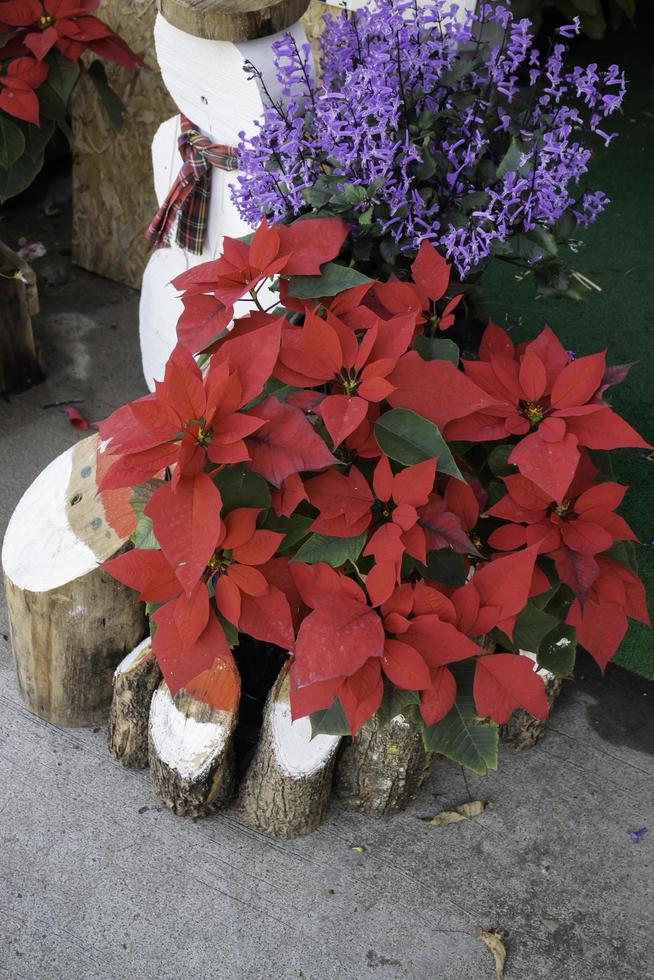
<box><xmin>478</xmin><ymin>929</ymin><xmax>507</xmax><ymax>980</ymax></box>
<box><xmin>421</xmin><ymin>800</ymin><xmax>491</xmax><ymax>827</ymax></box>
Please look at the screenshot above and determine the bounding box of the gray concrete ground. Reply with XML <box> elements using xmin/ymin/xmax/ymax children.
<box><xmin>0</xmin><ymin>178</ymin><xmax>653</xmax><ymax>980</ymax></box>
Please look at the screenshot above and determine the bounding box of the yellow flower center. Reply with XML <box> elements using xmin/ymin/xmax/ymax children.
<box><xmin>525</xmin><ymin>402</ymin><xmax>544</xmax><ymax>425</ymax></box>
<box><xmin>38</xmin><ymin>14</ymin><xmax>53</xmax><ymax>27</ymax></box>
<box><xmin>555</xmin><ymin>499</ymin><xmax>570</xmax><ymax>517</ymax></box>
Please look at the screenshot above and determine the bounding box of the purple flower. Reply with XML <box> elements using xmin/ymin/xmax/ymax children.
<box><xmin>558</xmin><ymin>17</ymin><xmax>581</xmax><ymax>39</ymax></box>
<box><xmin>627</xmin><ymin>828</ymin><xmax>649</xmax><ymax>845</ymax></box>
<box><xmin>233</xmin><ymin>0</ymin><xmax>625</xmax><ymax>280</ymax></box>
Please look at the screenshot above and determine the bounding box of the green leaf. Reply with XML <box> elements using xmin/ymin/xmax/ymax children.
<box><xmin>0</xmin><ymin>116</ymin><xmax>25</xmax><ymax>170</ymax></box>
<box><xmin>423</xmin><ymin>549</ymin><xmax>467</xmax><ymax>588</ymax></box>
<box><xmin>87</xmin><ymin>60</ymin><xmax>127</xmax><ymax>131</ymax></box>
<box><xmin>0</xmin><ymin>152</ymin><xmax>44</xmax><ymax>203</ymax></box>
<box><xmin>538</xmin><ymin>623</ymin><xmax>577</xmax><ymax>677</ymax></box>
<box><xmin>214</xmin><ymin>464</ymin><xmax>271</xmax><ymax>514</ymax></box>
<box><xmin>603</xmin><ymin>539</ymin><xmax>638</xmax><ymax>573</ymax></box>
<box><xmin>38</xmin><ymin>84</ymin><xmax>67</xmax><ymax>122</ymax></box>
<box><xmin>19</xmin><ymin>118</ymin><xmax>55</xmax><ymax>161</ymax></box>
<box><xmin>376</xmin><ymin>685</ymin><xmax>420</xmax><ymax>729</ymax></box>
<box><xmin>293</xmin><ymin>532</ymin><xmax>366</xmax><ymax>567</ymax></box>
<box><xmin>421</xmin><ymin>662</ymin><xmax>498</xmax><ymax>775</ymax></box>
<box><xmin>413</xmin><ymin>336</ymin><xmax>460</xmax><ymax>365</ymax></box>
<box><xmin>46</xmin><ymin>54</ymin><xmax>79</xmax><ymax>105</ymax></box>
<box><xmin>287</xmin><ymin>262</ymin><xmax>373</xmax><ymax>299</ymax></box>
<box><xmin>510</xmin><ymin>600</ymin><xmax>561</xmax><ymax>654</ymax></box>
<box><xmin>262</xmin><ymin>512</ymin><xmax>313</xmax><ymax>554</ymax></box>
<box><xmin>374</xmin><ymin>408</ymin><xmax>462</xmax><ymax>479</ymax></box>
<box><xmin>487</xmin><ymin>444</ymin><xmax>517</xmax><ymax>477</ymax></box>
<box><xmin>310</xmin><ymin>698</ymin><xmax>351</xmax><ymax>737</ymax></box>
<box><xmin>496</xmin><ymin>136</ymin><xmax>528</xmax><ymax>180</ymax></box>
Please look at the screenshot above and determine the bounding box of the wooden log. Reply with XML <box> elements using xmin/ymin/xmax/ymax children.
<box><xmin>334</xmin><ymin>713</ymin><xmax>432</xmax><ymax>818</ymax></box>
<box><xmin>148</xmin><ymin>674</ymin><xmax>239</xmax><ymax>817</ymax></box>
<box><xmin>1</xmin><ymin>434</ymin><xmax>146</xmax><ymax>727</ymax></box>
<box><xmin>500</xmin><ymin>651</ymin><xmax>562</xmax><ymax>751</ymax></box>
<box><xmin>108</xmin><ymin>637</ymin><xmax>162</xmax><ymax>767</ymax></box>
<box><xmin>236</xmin><ymin>667</ymin><xmax>340</xmax><ymax>838</ymax></box>
<box><xmin>71</xmin><ymin>0</ymin><xmax>176</xmax><ymax>289</ymax></box>
<box><xmin>157</xmin><ymin>0</ymin><xmax>310</xmax><ymax>42</ymax></box>
<box><xmin>0</xmin><ymin>240</ymin><xmax>44</xmax><ymax>395</ymax></box>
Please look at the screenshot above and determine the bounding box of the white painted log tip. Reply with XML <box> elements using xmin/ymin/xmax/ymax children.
<box><xmin>271</xmin><ymin>700</ymin><xmax>339</xmax><ymax>779</ymax></box>
<box><xmin>149</xmin><ymin>685</ymin><xmax>229</xmax><ymax>781</ymax></box>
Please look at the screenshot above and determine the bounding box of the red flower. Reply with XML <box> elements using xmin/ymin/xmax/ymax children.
<box><xmin>173</xmin><ymin>216</ymin><xmax>347</xmax><ymax>307</ymax></box>
<box><xmin>211</xmin><ymin>507</ymin><xmax>293</xmax><ymax>649</ymax></box>
<box><xmin>275</xmin><ymin>307</ymin><xmax>416</xmax><ymax>447</ymax></box>
<box><xmin>304</xmin><ymin>465</ymin><xmax>374</xmax><ymax>538</ymax></box>
<box><xmin>566</xmin><ymin>557</ymin><xmax>650</xmax><ymax>671</ymax></box>
<box><xmin>486</xmin><ymin>468</ymin><xmax>638</xmax><ymax>602</ymax></box>
<box><xmin>446</xmin><ymin>323</ymin><xmax>650</xmax><ymax>503</ymax></box>
<box><xmin>0</xmin><ymin>0</ymin><xmax>145</xmax><ymax>68</ymax></box>
<box><xmin>374</xmin><ymin>239</ymin><xmax>462</xmax><ymax>331</ymax></box>
<box><xmin>0</xmin><ymin>56</ymin><xmax>47</xmax><ymax>124</ymax></box>
<box><xmin>97</xmin><ymin>342</ymin><xmax>270</xmax><ymax>491</ymax></box>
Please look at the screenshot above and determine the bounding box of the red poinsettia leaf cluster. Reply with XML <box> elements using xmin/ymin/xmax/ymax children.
<box><xmin>97</xmin><ymin>219</ymin><xmax>650</xmax><ymax>755</ymax></box>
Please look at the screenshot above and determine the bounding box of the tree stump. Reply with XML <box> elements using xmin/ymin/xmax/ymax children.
<box><xmin>334</xmin><ymin>714</ymin><xmax>432</xmax><ymax>818</ymax></box>
<box><xmin>500</xmin><ymin>652</ymin><xmax>562</xmax><ymax>750</ymax></box>
<box><xmin>108</xmin><ymin>637</ymin><xmax>162</xmax><ymax>767</ymax></box>
<box><xmin>148</xmin><ymin>676</ymin><xmax>239</xmax><ymax>817</ymax></box>
<box><xmin>236</xmin><ymin>667</ymin><xmax>341</xmax><ymax>838</ymax></box>
<box><xmin>2</xmin><ymin>434</ymin><xmax>145</xmax><ymax>727</ymax></box>
<box><xmin>0</xmin><ymin>240</ymin><xmax>44</xmax><ymax>395</ymax></box>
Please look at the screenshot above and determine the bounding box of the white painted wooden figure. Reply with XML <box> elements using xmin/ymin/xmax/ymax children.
<box><xmin>139</xmin><ymin>11</ymin><xmax>310</xmax><ymax>389</ymax></box>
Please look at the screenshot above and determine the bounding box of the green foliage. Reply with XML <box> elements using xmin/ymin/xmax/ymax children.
<box><xmin>87</xmin><ymin>61</ymin><xmax>127</xmax><ymax>131</ymax></box>
<box><xmin>413</xmin><ymin>336</ymin><xmax>460</xmax><ymax>365</ymax></box>
<box><xmin>310</xmin><ymin>698</ymin><xmax>351</xmax><ymax>736</ymax></box>
<box><xmin>293</xmin><ymin>532</ymin><xmax>367</xmax><ymax>567</ymax></box>
<box><xmin>287</xmin><ymin>262</ymin><xmax>373</xmax><ymax>298</ymax></box>
<box><xmin>420</xmin><ymin>662</ymin><xmax>499</xmax><ymax>775</ymax></box>
<box><xmin>374</xmin><ymin>408</ymin><xmax>462</xmax><ymax>478</ymax></box>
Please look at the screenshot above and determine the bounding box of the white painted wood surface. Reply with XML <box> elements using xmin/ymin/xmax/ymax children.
<box><xmin>149</xmin><ymin>683</ymin><xmax>228</xmax><ymax>781</ymax></box>
<box><xmin>271</xmin><ymin>700</ymin><xmax>340</xmax><ymax>779</ymax></box>
<box><xmin>139</xmin><ymin>15</ymin><xmax>305</xmax><ymax>389</ymax></box>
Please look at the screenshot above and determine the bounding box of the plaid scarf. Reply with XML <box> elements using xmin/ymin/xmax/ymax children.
<box><xmin>146</xmin><ymin>114</ymin><xmax>238</xmax><ymax>255</ymax></box>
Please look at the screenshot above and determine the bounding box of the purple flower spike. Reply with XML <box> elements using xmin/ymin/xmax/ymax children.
<box><xmin>558</xmin><ymin>17</ymin><xmax>581</xmax><ymax>39</ymax></box>
<box><xmin>627</xmin><ymin>828</ymin><xmax>649</xmax><ymax>845</ymax></box>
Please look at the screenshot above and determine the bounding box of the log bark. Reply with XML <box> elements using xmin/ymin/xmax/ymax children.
<box><xmin>500</xmin><ymin>661</ymin><xmax>562</xmax><ymax>751</ymax></box>
<box><xmin>236</xmin><ymin>667</ymin><xmax>340</xmax><ymax>838</ymax></box>
<box><xmin>334</xmin><ymin>714</ymin><xmax>432</xmax><ymax>818</ymax></box>
<box><xmin>0</xmin><ymin>240</ymin><xmax>44</xmax><ymax>395</ymax></box>
<box><xmin>2</xmin><ymin>434</ymin><xmax>145</xmax><ymax>727</ymax></box>
<box><xmin>108</xmin><ymin>638</ymin><xmax>162</xmax><ymax>767</ymax></box>
<box><xmin>149</xmin><ymin>680</ymin><xmax>239</xmax><ymax>817</ymax></box>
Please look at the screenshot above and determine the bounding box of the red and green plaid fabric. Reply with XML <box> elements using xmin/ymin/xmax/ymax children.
<box><xmin>146</xmin><ymin>114</ymin><xmax>238</xmax><ymax>256</ymax></box>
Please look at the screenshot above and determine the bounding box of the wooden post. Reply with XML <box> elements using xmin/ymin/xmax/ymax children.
<box><xmin>236</xmin><ymin>666</ymin><xmax>341</xmax><ymax>838</ymax></box>
<box><xmin>149</xmin><ymin>675</ymin><xmax>240</xmax><ymax>817</ymax></box>
<box><xmin>2</xmin><ymin>434</ymin><xmax>146</xmax><ymax>727</ymax></box>
<box><xmin>334</xmin><ymin>714</ymin><xmax>432</xmax><ymax>818</ymax></box>
<box><xmin>108</xmin><ymin>638</ymin><xmax>162</xmax><ymax>767</ymax></box>
<box><xmin>500</xmin><ymin>651</ymin><xmax>562</xmax><ymax>750</ymax></box>
<box><xmin>0</xmin><ymin>241</ymin><xmax>44</xmax><ymax>395</ymax></box>
<box><xmin>71</xmin><ymin>0</ymin><xmax>176</xmax><ymax>289</ymax></box>
<box><xmin>139</xmin><ymin>0</ymin><xmax>310</xmax><ymax>388</ymax></box>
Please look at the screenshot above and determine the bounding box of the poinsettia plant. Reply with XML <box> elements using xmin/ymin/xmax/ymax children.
<box><xmin>99</xmin><ymin>217</ymin><xmax>650</xmax><ymax>774</ymax></box>
<box><xmin>0</xmin><ymin>0</ymin><xmax>144</xmax><ymax>201</ymax></box>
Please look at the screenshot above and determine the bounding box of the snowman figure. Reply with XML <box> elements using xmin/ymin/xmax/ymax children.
<box><xmin>139</xmin><ymin>2</ymin><xmax>310</xmax><ymax>389</ymax></box>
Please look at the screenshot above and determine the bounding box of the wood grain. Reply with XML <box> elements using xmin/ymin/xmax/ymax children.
<box><xmin>71</xmin><ymin>0</ymin><xmax>176</xmax><ymax>289</ymax></box>
<box><xmin>157</xmin><ymin>0</ymin><xmax>311</xmax><ymax>41</ymax></box>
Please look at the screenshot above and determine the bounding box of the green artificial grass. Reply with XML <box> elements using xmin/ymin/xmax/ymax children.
<box><xmin>480</xmin><ymin>14</ymin><xmax>654</xmax><ymax>679</ymax></box>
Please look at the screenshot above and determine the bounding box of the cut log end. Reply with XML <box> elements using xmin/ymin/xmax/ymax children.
<box><xmin>157</xmin><ymin>0</ymin><xmax>311</xmax><ymax>42</ymax></box>
<box><xmin>236</xmin><ymin>667</ymin><xmax>340</xmax><ymax>838</ymax></box>
<box><xmin>500</xmin><ymin>652</ymin><xmax>563</xmax><ymax>751</ymax></box>
<box><xmin>2</xmin><ymin>434</ymin><xmax>144</xmax><ymax>726</ymax></box>
<box><xmin>108</xmin><ymin>638</ymin><xmax>162</xmax><ymax>768</ymax></box>
<box><xmin>334</xmin><ymin>713</ymin><xmax>432</xmax><ymax>818</ymax></box>
<box><xmin>149</xmin><ymin>682</ymin><xmax>238</xmax><ymax>817</ymax></box>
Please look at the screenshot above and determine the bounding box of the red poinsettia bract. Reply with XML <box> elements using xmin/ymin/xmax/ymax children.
<box><xmin>0</xmin><ymin>0</ymin><xmax>145</xmax><ymax>68</ymax></box>
<box><xmin>289</xmin><ymin>549</ymin><xmax>547</xmax><ymax>734</ymax></box>
<box><xmin>0</xmin><ymin>56</ymin><xmax>48</xmax><ymax>123</ymax></box>
<box><xmin>446</xmin><ymin>323</ymin><xmax>650</xmax><ymax>503</ymax></box>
